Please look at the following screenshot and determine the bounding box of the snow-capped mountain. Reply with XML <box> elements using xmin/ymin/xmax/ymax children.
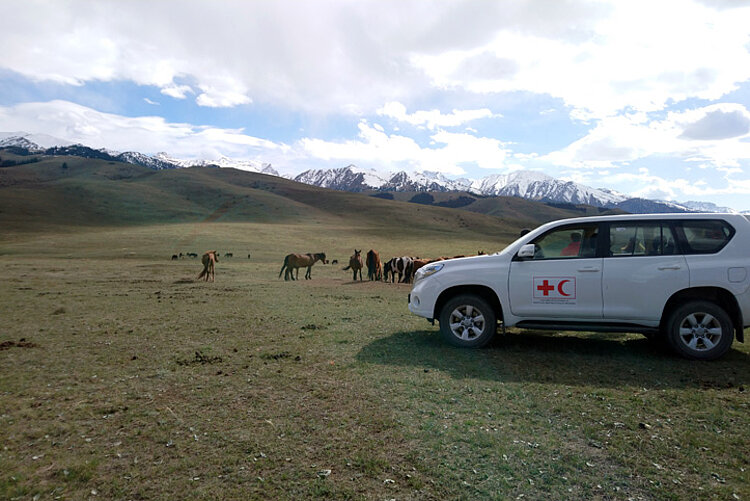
<box><xmin>468</xmin><ymin>170</ymin><xmax>627</xmax><ymax>206</ymax></box>
<box><xmin>679</xmin><ymin>200</ymin><xmax>739</xmax><ymax>214</ymax></box>
<box><xmin>294</xmin><ymin>165</ymin><xmax>390</xmax><ymax>191</ymax></box>
<box><xmin>294</xmin><ymin>165</ymin><xmax>628</xmax><ymax>207</ymax></box>
<box><xmin>0</xmin><ymin>132</ymin><xmax>278</xmax><ymax>175</ymax></box>
<box><xmin>155</xmin><ymin>153</ymin><xmax>279</xmax><ymax>176</ymax></box>
<box><xmin>0</xmin><ymin>132</ymin><xmax>73</xmax><ymax>150</ymax></box>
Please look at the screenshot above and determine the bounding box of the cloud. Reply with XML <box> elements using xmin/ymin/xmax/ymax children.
<box><xmin>377</xmin><ymin>101</ymin><xmax>497</xmax><ymax>129</ymax></box>
<box><xmin>3</xmin><ymin>1</ymin><xmax>748</xmax><ymax>117</ymax></box>
<box><xmin>300</xmin><ymin>119</ymin><xmax>511</xmax><ymax>174</ymax></box>
<box><xmin>545</xmin><ymin>103</ymin><xmax>750</xmax><ymax>168</ymax></box>
<box><xmin>0</xmin><ymin>100</ymin><xmax>283</xmax><ymax>160</ymax></box>
<box><xmin>161</xmin><ymin>84</ymin><xmax>193</xmax><ymax>99</ymax></box>
<box><xmin>679</xmin><ymin>108</ymin><xmax>750</xmax><ymax>140</ymax></box>
<box><xmin>143</xmin><ymin>98</ymin><xmax>159</xmax><ymax>106</ymax></box>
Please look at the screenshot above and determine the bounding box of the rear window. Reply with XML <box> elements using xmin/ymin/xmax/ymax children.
<box><xmin>674</xmin><ymin>220</ymin><xmax>734</xmax><ymax>254</ymax></box>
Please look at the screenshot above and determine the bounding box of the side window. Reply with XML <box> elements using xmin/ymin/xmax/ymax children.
<box><xmin>675</xmin><ymin>220</ymin><xmax>734</xmax><ymax>254</ymax></box>
<box><xmin>609</xmin><ymin>223</ymin><xmax>678</xmax><ymax>257</ymax></box>
<box><xmin>531</xmin><ymin>224</ymin><xmax>598</xmax><ymax>260</ymax></box>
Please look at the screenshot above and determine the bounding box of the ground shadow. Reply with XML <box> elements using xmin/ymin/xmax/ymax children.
<box><xmin>356</xmin><ymin>329</ymin><xmax>750</xmax><ymax>389</ymax></box>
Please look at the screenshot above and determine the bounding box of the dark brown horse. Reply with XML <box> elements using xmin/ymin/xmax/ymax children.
<box><xmin>197</xmin><ymin>250</ymin><xmax>218</xmax><ymax>282</ymax></box>
<box><xmin>343</xmin><ymin>249</ymin><xmax>364</xmax><ymax>281</ymax></box>
<box><xmin>366</xmin><ymin>249</ymin><xmax>382</xmax><ymax>281</ymax></box>
<box><xmin>279</xmin><ymin>252</ymin><xmax>327</xmax><ymax>281</ymax></box>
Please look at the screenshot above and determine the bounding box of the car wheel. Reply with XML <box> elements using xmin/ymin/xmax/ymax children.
<box><xmin>666</xmin><ymin>301</ymin><xmax>733</xmax><ymax>360</ymax></box>
<box><xmin>439</xmin><ymin>295</ymin><xmax>497</xmax><ymax>348</ymax></box>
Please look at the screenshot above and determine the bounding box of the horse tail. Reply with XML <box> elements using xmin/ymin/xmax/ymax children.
<box><xmin>279</xmin><ymin>255</ymin><xmax>289</xmax><ymax>278</ymax></box>
<box><xmin>342</xmin><ymin>265</ymin><xmax>351</xmax><ymax>270</ymax></box>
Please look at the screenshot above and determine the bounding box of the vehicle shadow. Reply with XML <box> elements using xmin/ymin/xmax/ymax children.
<box><xmin>355</xmin><ymin>329</ymin><xmax>750</xmax><ymax>389</ymax></box>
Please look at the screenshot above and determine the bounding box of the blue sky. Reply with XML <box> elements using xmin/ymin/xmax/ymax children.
<box><xmin>2</xmin><ymin>0</ymin><xmax>750</xmax><ymax>209</ymax></box>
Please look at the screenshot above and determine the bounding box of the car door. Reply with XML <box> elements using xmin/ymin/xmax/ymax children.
<box><xmin>508</xmin><ymin>223</ymin><xmax>603</xmax><ymax>319</ymax></box>
<box><xmin>602</xmin><ymin>222</ymin><xmax>688</xmax><ymax>321</ymax></box>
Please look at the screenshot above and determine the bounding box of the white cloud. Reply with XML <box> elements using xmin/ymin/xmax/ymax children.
<box><xmin>3</xmin><ymin>1</ymin><xmax>748</xmax><ymax>116</ymax></box>
<box><xmin>161</xmin><ymin>84</ymin><xmax>193</xmax><ymax>99</ymax></box>
<box><xmin>300</xmin><ymin>119</ymin><xmax>510</xmax><ymax>174</ymax></box>
<box><xmin>377</xmin><ymin>101</ymin><xmax>497</xmax><ymax>129</ymax></box>
<box><xmin>545</xmin><ymin>103</ymin><xmax>750</xmax><ymax>168</ymax></box>
<box><xmin>0</xmin><ymin>100</ymin><xmax>283</xmax><ymax>160</ymax></box>
<box><xmin>411</xmin><ymin>0</ymin><xmax>750</xmax><ymax>118</ymax></box>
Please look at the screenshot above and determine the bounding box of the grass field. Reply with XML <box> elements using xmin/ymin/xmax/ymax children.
<box><xmin>1</xmin><ymin>220</ymin><xmax>748</xmax><ymax>501</ymax></box>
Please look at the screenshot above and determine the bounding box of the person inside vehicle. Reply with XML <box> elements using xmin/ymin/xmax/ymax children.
<box><xmin>561</xmin><ymin>232</ymin><xmax>581</xmax><ymax>256</ymax></box>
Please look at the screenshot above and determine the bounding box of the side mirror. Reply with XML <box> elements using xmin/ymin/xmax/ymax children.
<box><xmin>517</xmin><ymin>244</ymin><xmax>535</xmax><ymax>259</ymax></box>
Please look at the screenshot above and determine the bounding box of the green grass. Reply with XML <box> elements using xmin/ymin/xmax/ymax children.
<box><xmin>1</xmin><ymin>221</ymin><xmax>748</xmax><ymax>500</ymax></box>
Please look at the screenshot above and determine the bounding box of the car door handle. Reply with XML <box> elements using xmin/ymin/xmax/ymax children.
<box><xmin>577</xmin><ymin>267</ymin><xmax>600</xmax><ymax>272</ymax></box>
<box><xmin>657</xmin><ymin>265</ymin><xmax>681</xmax><ymax>270</ymax></box>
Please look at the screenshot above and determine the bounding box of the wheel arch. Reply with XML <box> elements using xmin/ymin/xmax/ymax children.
<box><xmin>661</xmin><ymin>287</ymin><xmax>744</xmax><ymax>343</ymax></box>
<box><xmin>434</xmin><ymin>285</ymin><xmax>503</xmax><ymax>323</ymax></box>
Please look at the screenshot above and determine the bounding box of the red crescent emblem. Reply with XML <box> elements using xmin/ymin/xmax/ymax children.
<box><xmin>557</xmin><ymin>279</ymin><xmax>571</xmax><ymax>296</ymax></box>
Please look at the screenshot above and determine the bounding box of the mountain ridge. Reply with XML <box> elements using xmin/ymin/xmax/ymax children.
<box><xmin>0</xmin><ymin>132</ymin><xmax>742</xmax><ymax>214</ymax></box>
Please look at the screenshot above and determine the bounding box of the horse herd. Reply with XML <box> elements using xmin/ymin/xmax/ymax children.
<box><xmin>187</xmin><ymin>249</ymin><xmax>485</xmax><ymax>284</ymax></box>
<box><xmin>281</xmin><ymin>249</ymin><xmax>486</xmax><ymax>283</ymax></box>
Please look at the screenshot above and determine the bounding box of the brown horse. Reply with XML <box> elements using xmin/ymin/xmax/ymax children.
<box><xmin>343</xmin><ymin>249</ymin><xmax>364</xmax><ymax>281</ymax></box>
<box><xmin>197</xmin><ymin>250</ymin><xmax>218</xmax><ymax>282</ymax></box>
<box><xmin>279</xmin><ymin>252</ymin><xmax>327</xmax><ymax>281</ymax></box>
<box><xmin>365</xmin><ymin>249</ymin><xmax>382</xmax><ymax>281</ymax></box>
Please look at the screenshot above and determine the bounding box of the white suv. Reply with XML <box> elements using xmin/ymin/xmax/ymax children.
<box><xmin>408</xmin><ymin>213</ymin><xmax>750</xmax><ymax>360</ymax></box>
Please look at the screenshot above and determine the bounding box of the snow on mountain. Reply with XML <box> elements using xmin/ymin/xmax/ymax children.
<box><xmin>469</xmin><ymin>170</ymin><xmax>627</xmax><ymax>206</ymax></box>
<box><xmin>117</xmin><ymin>151</ymin><xmax>181</xmax><ymax>170</ymax></box>
<box><xmin>294</xmin><ymin>165</ymin><xmax>390</xmax><ymax>191</ymax></box>
<box><xmin>154</xmin><ymin>153</ymin><xmax>278</xmax><ymax>176</ymax></box>
<box><xmin>679</xmin><ymin>200</ymin><xmax>739</xmax><ymax>213</ymax></box>
<box><xmin>0</xmin><ymin>132</ymin><xmax>73</xmax><ymax>150</ymax></box>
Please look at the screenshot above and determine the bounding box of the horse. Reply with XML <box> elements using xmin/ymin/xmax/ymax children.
<box><xmin>279</xmin><ymin>252</ymin><xmax>327</xmax><ymax>281</ymax></box>
<box><xmin>410</xmin><ymin>258</ymin><xmax>432</xmax><ymax>282</ymax></box>
<box><xmin>343</xmin><ymin>249</ymin><xmax>364</xmax><ymax>281</ymax></box>
<box><xmin>366</xmin><ymin>249</ymin><xmax>382</xmax><ymax>281</ymax></box>
<box><xmin>197</xmin><ymin>250</ymin><xmax>218</xmax><ymax>282</ymax></box>
<box><xmin>383</xmin><ymin>256</ymin><xmax>413</xmax><ymax>283</ymax></box>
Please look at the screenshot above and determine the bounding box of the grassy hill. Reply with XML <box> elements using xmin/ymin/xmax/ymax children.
<box><xmin>0</xmin><ymin>151</ymin><xmax>607</xmax><ymax>236</ymax></box>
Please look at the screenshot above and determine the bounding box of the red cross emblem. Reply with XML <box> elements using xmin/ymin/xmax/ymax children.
<box><xmin>536</xmin><ymin>280</ymin><xmax>555</xmax><ymax>296</ymax></box>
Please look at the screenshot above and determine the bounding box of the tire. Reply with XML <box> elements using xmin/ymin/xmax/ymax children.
<box><xmin>439</xmin><ymin>295</ymin><xmax>497</xmax><ymax>348</ymax></box>
<box><xmin>665</xmin><ymin>301</ymin><xmax>734</xmax><ymax>360</ymax></box>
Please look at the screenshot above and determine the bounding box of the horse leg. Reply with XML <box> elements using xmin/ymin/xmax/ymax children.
<box><xmin>306</xmin><ymin>266</ymin><xmax>312</xmax><ymax>280</ymax></box>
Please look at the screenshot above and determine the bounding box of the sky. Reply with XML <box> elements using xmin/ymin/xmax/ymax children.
<box><xmin>2</xmin><ymin>0</ymin><xmax>750</xmax><ymax>210</ymax></box>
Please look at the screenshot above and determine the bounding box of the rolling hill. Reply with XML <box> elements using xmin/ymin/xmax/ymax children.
<box><xmin>0</xmin><ymin>150</ymin><xmax>608</xmax><ymax>240</ymax></box>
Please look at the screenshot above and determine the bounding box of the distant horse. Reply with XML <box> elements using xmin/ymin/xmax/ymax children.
<box><xmin>171</xmin><ymin>254</ymin><xmax>178</xmax><ymax>261</ymax></box>
<box><xmin>197</xmin><ymin>250</ymin><xmax>218</xmax><ymax>282</ymax></box>
<box><xmin>383</xmin><ymin>256</ymin><xmax>413</xmax><ymax>283</ymax></box>
<box><xmin>279</xmin><ymin>252</ymin><xmax>327</xmax><ymax>281</ymax></box>
<box><xmin>343</xmin><ymin>249</ymin><xmax>364</xmax><ymax>281</ymax></box>
<box><xmin>366</xmin><ymin>249</ymin><xmax>382</xmax><ymax>281</ymax></box>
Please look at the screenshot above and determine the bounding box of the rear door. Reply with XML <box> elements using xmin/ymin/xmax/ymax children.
<box><xmin>602</xmin><ymin>221</ymin><xmax>688</xmax><ymax>321</ymax></box>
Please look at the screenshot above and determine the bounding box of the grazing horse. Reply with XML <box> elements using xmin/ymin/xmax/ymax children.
<box><xmin>409</xmin><ymin>258</ymin><xmax>432</xmax><ymax>282</ymax></box>
<box><xmin>366</xmin><ymin>249</ymin><xmax>382</xmax><ymax>281</ymax></box>
<box><xmin>197</xmin><ymin>250</ymin><xmax>218</xmax><ymax>282</ymax></box>
<box><xmin>343</xmin><ymin>249</ymin><xmax>364</xmax><ymax>281</ymax></box>
<box><xmin>383</xmin><ymin>256</ymin><xmax>414</xmax><ymax>283</ymax></box>
<box><xmin>279</xmin><ymin>252</ymin><xmax>327</xmax><ymax>281</ymax></box>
